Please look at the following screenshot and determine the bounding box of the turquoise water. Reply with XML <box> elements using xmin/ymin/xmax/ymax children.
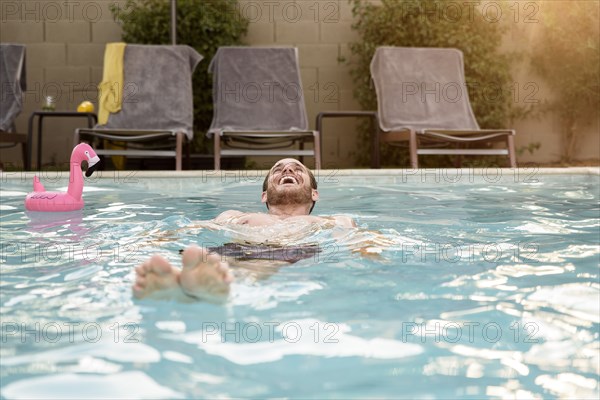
<box><xmin>1</xmin><ymin>172</ymin><xmax>598</xmax><ymax>399</ymax></box>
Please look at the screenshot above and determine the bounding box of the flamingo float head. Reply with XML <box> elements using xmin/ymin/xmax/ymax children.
<box><xmin>74</xmin><ymin>143</ymin><xmax>101</xmax><ymax>177</ymax></box>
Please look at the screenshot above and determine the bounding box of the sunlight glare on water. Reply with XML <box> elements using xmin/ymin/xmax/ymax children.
<box><xmin>0</xmin><ymin>173</ymin><xmax>598</xmax><ymax>399</ymax></box>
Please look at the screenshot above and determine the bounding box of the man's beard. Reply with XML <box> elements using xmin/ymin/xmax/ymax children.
<box><xmin>267</xmin><ymin>184</ymin><xmax>313</xmax><ymax>208</ymax></box>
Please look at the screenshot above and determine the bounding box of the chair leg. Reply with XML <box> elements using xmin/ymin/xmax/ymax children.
<box><xmin>184</xmin><ymin>139</ymin><xmax>191</xmax><ymax>170</ymax></box>
<box><xmin>371</xmin><ymin>129</ymin><xmax>380</xmax><ymax>169</ymax></box>
<box><xmin>21</xmin><ymin>141</ymin><xmax>28</xmax><ymax>169</ymax></box>
<box><xmin>213</xmin><ymin>134</ymin><xmax>221</xmax><ymax>170</ymax></box>
<box><xmin>175</xmin><ymin>132</ymin><xmax>183</xmax><ymax>171</ymax></box>
<box><xmin>313</xmin><ymin>131</ymin><xmax>321</xmax><ymax>170</ymax></box>
<box><xmin>454</xmin><ymin>142</ymin><xmax>463</xmax><ymax>168</ymax></box>
<box><xmin>507</xmin><ymin>134</ymin><xmax>517</xmax><ymax>168</ymax></box>
<box><xmin>409</xmin><ymin>130</ymin><xmax>418</xmax><ymax>169</ymax></box>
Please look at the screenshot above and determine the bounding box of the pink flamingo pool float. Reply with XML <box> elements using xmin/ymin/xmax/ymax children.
<box><xmin>25</xmin><ymin>143</ymin><xmax>101</xmax><ymax>212</ymax></box>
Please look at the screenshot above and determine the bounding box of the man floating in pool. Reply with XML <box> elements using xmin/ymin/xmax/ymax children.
<box><xmin>132</xmin><ymin>158</ymin><xmax>356</xmax><ymax>302</ymax></box>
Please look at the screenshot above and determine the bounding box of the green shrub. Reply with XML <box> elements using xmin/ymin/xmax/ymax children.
<box><xmin>110</xmin><ymin>0</ymin><xmax>248</xmax><ymax>153</ymax></box>
<box><xmin>530</xmin><ymin>1</ymin><xmax>599</xmax><ymax>163</ymax></box>
<box><xmin>349</xmin><ymin>0</ymin><xmax>518</xmax><ymax>167</ymax></box>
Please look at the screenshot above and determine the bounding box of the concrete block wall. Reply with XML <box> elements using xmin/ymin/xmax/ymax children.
<box><xmin>1</xmin><ymin>0</ymin><xmax>598</xmax><ymax>170</ymax></box>
<box><xmin>503</xmin><ymin>18</ymin><xmax>599</xmax><ymax>164</ymax></box>
<box><xmin>238</xmin><ymin>0</ymin><xmax>364</xmax><ymax>169</ymax></box>
<box><xmin>0</xmin><ymin>0</ymin><xmax>127</xmax><ymax>170</ymax></box>
<box><xmin>0</xmin><ymin>0</ymin><xmax>364</xmax><ymax>170</ymax></box>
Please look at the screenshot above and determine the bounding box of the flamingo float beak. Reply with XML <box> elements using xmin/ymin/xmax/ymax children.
<box><xmin>85</xmin><ymin>155</ymin><xmax>101</xmax><ymax>177</ymax></box>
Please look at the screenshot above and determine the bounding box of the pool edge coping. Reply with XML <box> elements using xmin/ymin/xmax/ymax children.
<box><xmin>2</xmin><ymin>167</ymin><xmax>599</xmax><ymax>181</ymax></box>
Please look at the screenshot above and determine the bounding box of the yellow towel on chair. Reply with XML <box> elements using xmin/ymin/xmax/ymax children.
<box><xmin>98</xmin><ymin>42</ymin><xmax>126</xmax><ymax>124</ymax></box>
<box><xmin>98</xmin><ymin>43</ymin><xmax>126</xmax><ymax>169</ymax></box>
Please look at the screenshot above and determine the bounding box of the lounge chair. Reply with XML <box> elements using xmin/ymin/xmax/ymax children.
<box><xmin>0</xmin><ymin>43</ymin><xmax>28</xmax><ymax>167</ymax></box>
<box><xmin>370</xmin><ymin>47</ymin><xmax>516</xmax><ymax>168</ymax></box>
<box><xmin>75</xmin><ymin>44</ymin><xmax>202</xmax><ymax>170</ymax></box>
<box><xmin>208</xmin><ymin>47</ymin><xmax>321</xmax><ymax>170</ymax></box>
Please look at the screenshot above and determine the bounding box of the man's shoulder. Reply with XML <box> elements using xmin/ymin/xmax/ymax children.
<box><xmin>219</xmin><ymin>209</ymin><xmax>246</xmax><ymax>217</ymax></box>
<box><xmin>214</xmin><ymin>209</ymin><xmax>246</xmax><ymax>223</ymax></box>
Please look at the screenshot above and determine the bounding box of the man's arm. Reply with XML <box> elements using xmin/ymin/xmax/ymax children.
<box><xmin>329</xmin><ymin>216</ymin><xmax>396</xmax><ymax>257</ymax></box>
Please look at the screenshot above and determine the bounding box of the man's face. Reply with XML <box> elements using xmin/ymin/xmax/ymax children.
<box><xmin>262</xmin><ymin>159</ymin><xmax>318</xmax><ymax>211</ymax></box>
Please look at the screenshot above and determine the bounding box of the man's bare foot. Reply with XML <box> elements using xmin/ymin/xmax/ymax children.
<box><xmin>132</xmin><ymin>246</ymin><xmax>233</xmax><ymax>302</ymax></box>
<box><xmin>179</xmin><ymin>245</ymin><xmax>233</xmax><ymax>301</ymax></box>
<box><xmin>132</xmin><ymin>254</ymin><xmax>185</xmax><ymax>300</ymax></box>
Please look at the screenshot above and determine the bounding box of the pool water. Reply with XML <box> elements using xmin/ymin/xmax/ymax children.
<box><xmin>0</xmin><ymin>171</ymin><xmax>598</xmax><ymax>399</ymax></box>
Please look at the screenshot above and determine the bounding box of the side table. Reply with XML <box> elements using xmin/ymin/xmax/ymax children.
<box><xmin>27</xmin><ymin>111</ymin><xmax>97</xmax><ymax>170</ymax></box>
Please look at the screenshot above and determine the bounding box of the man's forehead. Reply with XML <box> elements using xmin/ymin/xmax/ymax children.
<box><xmin>271</xmin><ymin>159</ymin><xmax>305</xmax><ymax>170</ymax></box>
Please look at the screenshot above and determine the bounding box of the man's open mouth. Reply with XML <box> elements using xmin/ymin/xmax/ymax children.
<box><xmin>279</xmin><ymin>176</ymin><xmax>298</xmax><ymax>185</ymax></box>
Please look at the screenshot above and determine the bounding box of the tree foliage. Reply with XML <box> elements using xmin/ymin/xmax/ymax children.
<box><xmin>349</xmin><ymin>0</ymin><xmax>517</xmax><ymax>167</ymax></box>
<box><xmin>110</xmin><ymin>0</ymin><xmax>248</xmax><ymax>152</ymax></box>
<box><xmin>530</xmin><ymin>1</ymin><xmax>599</xmax><ymax>162</ymax></box>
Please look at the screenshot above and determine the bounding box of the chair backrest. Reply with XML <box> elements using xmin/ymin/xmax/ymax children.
<box><xmin>0</xmin><ymin>44</ymin><xmax>26</xmax><ymax>132</ymax></box>
<box><xmin>100</xmin><ymin>44</ymin><xmax>202</xmax><ymax>140</ymax></box>
<box><xmin>371</xmin><ymin>47</ymin><xmax>480</xmax><ymax>132</ymax></box>
<box><xmin>208</xmin><ymin>47</ymin><xmax>309</xmax><ymax>134</ymax></box>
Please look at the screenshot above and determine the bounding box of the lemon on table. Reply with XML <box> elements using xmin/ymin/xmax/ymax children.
<box><xmin>77</xmin><ymin>101</ymin><xmax>95</xmax><ymax>113</ymax></box>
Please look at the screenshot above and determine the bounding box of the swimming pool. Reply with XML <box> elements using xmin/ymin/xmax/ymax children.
<box><xmin>1</xmin><ymin>168</ymin><xmax>598</xmax><ymax>399</ymax></box>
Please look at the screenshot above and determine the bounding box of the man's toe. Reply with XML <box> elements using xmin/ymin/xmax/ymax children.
<box><xmin>149</xmin><ymin>254</ymin><xmax>173</xmax><ymax>274</ymax></box>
